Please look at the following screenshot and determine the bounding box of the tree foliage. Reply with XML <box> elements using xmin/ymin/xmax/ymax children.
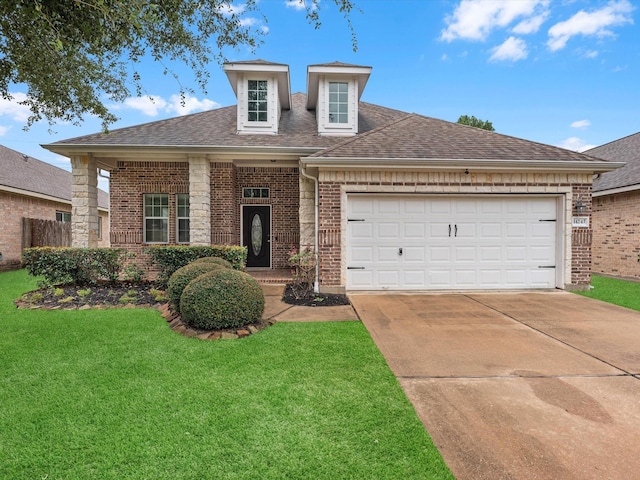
<box><xmin>0</xmin><ymin>0</ymin><xmax>357</xmax><ymax>130</ymax></box>
<box><xmin>457</xmin><ymin>115</ymin><xmax>495</xmax><ymax>131</ymax></box>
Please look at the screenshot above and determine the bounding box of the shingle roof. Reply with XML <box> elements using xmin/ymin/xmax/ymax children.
<box><xmin>0</xmin><ymin>145</ymin><xmax>109</xmax><ymax>208</ymax></box>
<box><xmin>585</xmin><ymin>132</ymin><xmax>640</xmax><ymax>192</ymax></box>
<box><xmin>310</xmin><ymin>113</ymin><xmax>612</xmax><ymax>163</ymax></box>
<box><xmin>49</xmin><ymin>92</ymin><xmax>407</xmax><ymax>150</ymax></box>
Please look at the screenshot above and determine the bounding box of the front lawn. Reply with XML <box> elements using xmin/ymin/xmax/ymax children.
<box><xmin>0</xmin><ymin>270</ymin><xmax>452</xmax><ymax>479</ymax></box>
<box><xmin>575</xmin><ymin>274</ymin><xmax>640</xmax><ymax>311</ymax></box>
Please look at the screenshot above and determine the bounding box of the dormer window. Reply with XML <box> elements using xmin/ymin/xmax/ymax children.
<box><xmin>306</xmin><ymin>62</ymin><xmax>371</xmax><ymax>137</ymax></box>
<box><xmin>328</xmin><ymin>82</ymin><xmax>348</xmax><ymax>124</ymax></box>
<box><xmin>223</xmin><ymin>60</ymin><xmax>291</xmax><ymax>135</ymax></box>
<box><xmin>248</xmin><ymin>80</ymin><xmax>268</xmax><ymax>122</ymax></box>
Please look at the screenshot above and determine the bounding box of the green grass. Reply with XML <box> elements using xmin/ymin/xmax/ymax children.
<box><xmin>575</xmin><ymin>274</ymin><xmax>640</xmax><ymax>311</ymax></box>
<box><xmin>0</xmin><ymin>270</ymin><xmax>452</xmax><ymax>480</ymax></box>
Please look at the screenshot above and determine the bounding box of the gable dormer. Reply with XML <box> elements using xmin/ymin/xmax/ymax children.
<box><xmin>306</xmin><ymin>62</ymin><xmax>372</xmax><ymax>136</ymax></box>
<box><xmin>223</xmin><ymin>60</ymin><xmax>291</xmax><ymax>135</ymax></box>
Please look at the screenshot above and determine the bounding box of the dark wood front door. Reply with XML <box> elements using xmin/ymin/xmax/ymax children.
<box><xmin>243</xmin><ymin>205</ymin><xmax>271</xmax><ymax>267</ymax></box>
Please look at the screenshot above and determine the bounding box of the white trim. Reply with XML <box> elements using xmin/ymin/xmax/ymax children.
<box><xmin>241</xmin><ymin>204</ymin><xmax>272</xmax><ymax>269</ymax></box>
<box><xmin>303</xmin><ymin>157</ymin><xmax>624</xmax><ymax>173</ymax></box>
<box><xmin>593</xmin><ymin>184</ymin><xmax>640</xmax><ymax>197</ymax></box>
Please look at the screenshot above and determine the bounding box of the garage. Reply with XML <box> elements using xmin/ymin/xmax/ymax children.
<box><xmin>347</xmin><ymin>195</ymin><xmax>561</xmax><ymax>290</ymax></box>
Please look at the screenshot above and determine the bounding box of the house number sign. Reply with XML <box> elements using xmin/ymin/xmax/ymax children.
<box><xmin>572</xmin><ymin>216</ymin><xmax>589</xmax><ymax>228</ymax></box>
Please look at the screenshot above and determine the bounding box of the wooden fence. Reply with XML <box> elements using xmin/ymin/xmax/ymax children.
<box><xmin>22</xmin><ymin>218</ymin><xmax>72</xmax><ymax>249</ymax></box>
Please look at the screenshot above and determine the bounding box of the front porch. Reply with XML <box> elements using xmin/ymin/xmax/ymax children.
<box><xmin>246</xmin><ymin>268</ymin><xmax>293</xmax><ymax>284</ymax></box>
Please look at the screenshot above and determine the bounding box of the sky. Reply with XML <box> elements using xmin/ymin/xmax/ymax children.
<box><xmin>0</xmin><ymin>0</ymin><xmax>638</xmax><ymax>192</ymax></box>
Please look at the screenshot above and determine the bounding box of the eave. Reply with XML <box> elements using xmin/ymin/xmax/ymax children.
<box><xmin>593</xmin><ymin>183</ymin><xmax>640</xmax><ymax>197</ymax></box>
<box><xmin>300</xmin><ymin>157</ymin><xmax>626</xmax><ymax>174</ymax></box>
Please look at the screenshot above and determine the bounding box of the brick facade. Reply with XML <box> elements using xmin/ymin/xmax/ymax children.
<box><xmin>592</xmin><ymin>190</ymin><xmax>640</xmax><ymax>278</ymax></box>
<box><xmin>315</xmin><ymin>170</ymin><xmax>592</xmax><ymax>291</ymax></box>
<box><xmin>108</xmin><ymin>160</ymin><xmax>299</xmax><ymax>272</ymax></box>
<box><xmin>0</xmin><ymin>191</ymin><xmax>108</xmax><ymax>272</ymax></box>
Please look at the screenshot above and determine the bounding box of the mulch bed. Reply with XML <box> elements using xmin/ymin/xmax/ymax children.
<box><xmin>282</xmin><ymin>284</ymin><xmax>350</xmax><ymax>307</ymax></box>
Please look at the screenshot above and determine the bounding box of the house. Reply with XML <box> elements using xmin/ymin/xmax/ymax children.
<box><xmin>43</xmin><ymin>60</ymin><xmax>622</xmax><ymax>292</ymax></box>
<box><xmin>0</xmin><ymin>145</ymin><xmax>110</xmax><ymax>271</ymax></box>
<box><xmin>585</xmin><ymin>133</ymin><xmax>640</xmax><ymax>279</ymax></box>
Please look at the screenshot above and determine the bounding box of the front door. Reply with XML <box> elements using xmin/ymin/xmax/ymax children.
<box><xmin>243</xmin><ymin>205</ymin><xmax>271</xmax><ymax>267</ymax></box>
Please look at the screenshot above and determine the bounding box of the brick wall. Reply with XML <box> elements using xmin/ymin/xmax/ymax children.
<box><xmin>109</xmin><ymin>161</ymin><xmax>189</xmax><ymax>271</ymax></box>
<box><xmin>592</xmin><ymin>190</ymin><xmax>640</xmax><ymax>278</ymax></box>
<box><xmin>316</xmin><ymin>170</ymin><xmax>592</xmax><ymax>290</ymax></box>
<box><xmin>0</xmin><ymin>191</ymin><xmax>72</xmax><ymax>271</ymax></box>
<box><xmin>108</xmin><ymin>161</ymin><xmax>299</xmax><ymax>272</ymax></box>
<box><xmin>235</xmin><ymin>166</ymin><xmax>300</xmax><ymax>269</ymax></box>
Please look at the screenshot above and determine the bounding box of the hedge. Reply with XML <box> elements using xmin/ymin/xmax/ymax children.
<box><xmin>22</xmin><ymin>247</ymin><xmax>126</xmax><ymax>286</ymax></box>
<box><xmin>145</xmin><ymin>245</ymin><xmax>247</xmax><ymax>285</ymax></box>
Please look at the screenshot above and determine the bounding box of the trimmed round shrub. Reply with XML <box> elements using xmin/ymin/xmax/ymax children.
<box><xmin>192</xmin><ymin>256</ymin><xmax>233</xmax><ymax>269</ymax></box>
<box><xmin>180</xmin><ymin>269</ymin><xmax>265</xmax><ymax>330</ymax></box>
<box><xmin>167</xmin><ymin>263</ymin><xmax>226</xmax><ymax>312</ymax></box>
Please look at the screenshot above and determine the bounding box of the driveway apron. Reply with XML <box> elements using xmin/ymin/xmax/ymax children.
<box><xmin>349</xmin><ymin>291</ymin><xmax>640</xmax><ymax>480</ymax></box>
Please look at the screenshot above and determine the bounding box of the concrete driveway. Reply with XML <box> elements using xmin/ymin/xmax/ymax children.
<box><xmin>349</xmin><ymin>291</ymin><xmax>640</xmax><ymax>480</ymax></box>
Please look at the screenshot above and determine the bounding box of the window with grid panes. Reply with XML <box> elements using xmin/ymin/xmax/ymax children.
<box><xmin>144</xmin><ymin>194</ymin><xmax>169</xmax><ymax>243</ymax></box>
<box><xmin>247</xmin><ymin>80</ymin><xmax>268</xmax><ymax>122</ymax></box>
<box><xmin>329</xmin><ymin>82</ymin><xmax>348</xmax><ymax>124</ymax></box>
<box><xmin>177</xmin><ymin>194</ymin><xmax>190</xmax><ymax>243</ymax></box>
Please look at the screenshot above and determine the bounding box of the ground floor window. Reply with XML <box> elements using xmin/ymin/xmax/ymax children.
<box><xmin>56</xmin><ymin>211</ymin><xmax>71</xmax><ymax>222</ymax></box>
<box><xmin>144</xmin><ymin>194</ymin><xmax>169</xmax><ymax>243</ymax></box>
<box><xmin>177</xmin><ymin>194</ymin><xmax>190</xmax><ymax>243</ymax></box>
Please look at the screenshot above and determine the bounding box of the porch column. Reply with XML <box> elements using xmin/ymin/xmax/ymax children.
<box><xmin>70</xmin><ymin>155</ymin><xmax>99</xmax><ymax>247</ymax></box>
<box><xmin>189</xmin><ymin>156</ymin><xmax>211</xmax><ymax>245</ymax></box>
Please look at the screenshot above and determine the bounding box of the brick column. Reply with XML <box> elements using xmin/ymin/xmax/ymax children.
<box><xmin>70</xmin><ymin>155</ymin><xmax>99</xmax><ymax>247</ymax></box>
<box><xmin>189</xmin><ymin>156</ymin><xmax>211</xmax><ymax>245</ymax></box>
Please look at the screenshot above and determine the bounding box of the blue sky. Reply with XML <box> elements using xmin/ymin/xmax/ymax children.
<box><xmin>0</xmin><ymin>0</ymin><xmax>637</xmax><ymax>191</ymax></box>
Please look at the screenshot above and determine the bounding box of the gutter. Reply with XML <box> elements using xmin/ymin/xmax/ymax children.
<box><xmin>299</xmin><ymin>162</ymin><xmax>320</xmax><ymax>294</ymax></box>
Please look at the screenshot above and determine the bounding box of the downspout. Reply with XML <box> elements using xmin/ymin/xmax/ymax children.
<box><xmin>299</xmin><ymin>162</ymin><xmax>320</xmax><ymax>293</ymax></box>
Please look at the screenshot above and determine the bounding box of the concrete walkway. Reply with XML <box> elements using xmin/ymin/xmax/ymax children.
<box><xmin>261</xmin><ymin>284</ymin><xmax>359</xmax><ymax>322</ymax></box>
<box><xmin>350</xmin><ymin>291</ymin><xmax>640</xmax><ymax>480</ymax></box>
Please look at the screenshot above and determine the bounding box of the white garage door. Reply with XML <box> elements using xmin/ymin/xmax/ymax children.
<box><xmin>347</xmin><ymin>195</ymin><xmax>559</xmax><ymax>290</ymax></box>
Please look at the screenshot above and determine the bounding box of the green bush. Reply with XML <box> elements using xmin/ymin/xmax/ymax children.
<box><xmin>167</xmin><ymin>262</ymin><xmax>226</xmax><ymax>312</ymax></box>
<box><xmin>145</xmin><ymin>245</ymin><xmax>247</xmax><ymax>286</ymax></box>
<box><xmin>192</xmin><ymin>256</ymin><xmax>233</xmax><ymax>269</ymax></box>
<box><xmin>22</xmin><ymin>247</ymin><xmax>126</xmax><ymax>286</ymax></box>
<box><xmin>180</xmin><ymin>269</ymin><xmax>265</xmax><ymax>331</ymax></box>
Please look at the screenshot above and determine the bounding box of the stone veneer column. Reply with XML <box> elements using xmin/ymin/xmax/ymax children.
<box><xmin>70</xmin><ymin>155</ymin><xmax>99</xmax><ymax>247</ymax></box>
<box><xmin>189</xmin><ymin>156</ymin><xmax>211</xmax><ymax>245</ymax></box>
<box><xmin>299</xmin><ymin>175</ymin><xmax>316</xmax><ymax>249</ymax></box>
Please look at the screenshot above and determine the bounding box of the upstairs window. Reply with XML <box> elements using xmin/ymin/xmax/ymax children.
<box><xmin>247</xmin><ymin>80</ymin><xmax>268</xmax><ymax>122</ymax></box>
<box><xmin>144</xmin><ymin>194</ymin><xmax>169</xmax><ymax>243</ymax></box>
<box><xmin>328</xmin><ymin>82</ymin><xmax>348</xmax><ymax>124</ymax></box>
<box><xmin>177</xmin><ymin>194</ymin><xmax>190</xmax><ymax>244</ymax></box>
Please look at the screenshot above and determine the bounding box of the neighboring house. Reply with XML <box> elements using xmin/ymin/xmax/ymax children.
<box><xmin>44</xmin><ymin>60</ymin><xmax>622</xmax><ymax>292</ymax></box>
<box><xmin>585</xmin><ymin>133</ymin><xmax>640</xmax><ymax>279</ymax></box>
<box><xmin>0</xmin><ymin>145</ymin><xmax>109</xmax><ymax>271</ymax></box>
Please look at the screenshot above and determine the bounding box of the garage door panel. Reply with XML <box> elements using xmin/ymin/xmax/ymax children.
<box><xmin>347</xmin><ymin>196</ymin><xmax>558</xmax><ymax>290</ymax></box>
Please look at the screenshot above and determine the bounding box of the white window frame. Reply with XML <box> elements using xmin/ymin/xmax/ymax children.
<box><xmin>56</xmin><ymin>211</ymin><xmax>71</xmax><ymax>222</ymax></box>
<box><xmin>328</xmin><ymin>81</ymin><xmax>349</xmax><ymax>124</ymax></box>
<box><xmin>247</xmin><ymin>79</ymin><xmax>269</xmax><ymax>123</ymax></box>
<box><xmin>143</xmin><ymin>193</ymin><xmax>169</xmax><ymax>244</ymax></box>
<box><xmin>177</xmin><ymin>193</ymin><xmax>190</xmax><ymax>244</ymax></box>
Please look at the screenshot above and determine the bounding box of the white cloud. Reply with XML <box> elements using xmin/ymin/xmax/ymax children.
<box><xmin>0</xmin><ymin>125</ymin><xmax>9</xmax><ymax>136</ymax></box>
<box><xmin>166</xmin><ymin>95</ymin><xmax>220</xmax><ymax>116</ymax></box>
<box><xmin>584</xmin><ymin>50</ymin><xmax>599</xmax><ymax>58</ymax></box>
<box><xmin>441</xmin><ymin>0</ymin><xmax>549</xmax><ymax>42</ymax></box>
<box><xmin>547</xmin><ymin>0</ymin><xmax>634</xmax><ymax>51</ymax></box>
<box><xmin>512</xmin><ymin>12</ymin><xmax>549</xmax><ymax>34</ymax></box>
<box><xmin>121</xmin><ymin>95</ymin><xmax>168</xmax><ymax>117</ymax></box>
<box><xmin>489</xmin><ymin>36</ymin><xmax>528</xmax><ymax>62</ymax></box>
<box><xmin>0</xmin><ymin>92</ymin><xmax>31</xmax><ymax>123</ymax></box>
<box><xmin>284</xmin><ymin>0</ymin><xmax>308</xmax><ymax>11</ymax></box>
<box><xmin>570</xmin><ymin>119</ymin><xmax>591</xmax><ymax>129</ymax></box>
<box><xmin>115</xmin><ymin>94</ymin><xmax>219</xmax><ymax>117</ymax></box>
<box><xmin>558</xmin><ymin>137</ymin><xmax>596</xmax><ymax>152</ymax></box>
<box><xmin>218</xmin><ymin>2</ymin><xmax>246</xmax><ymax>16</ymax></box>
